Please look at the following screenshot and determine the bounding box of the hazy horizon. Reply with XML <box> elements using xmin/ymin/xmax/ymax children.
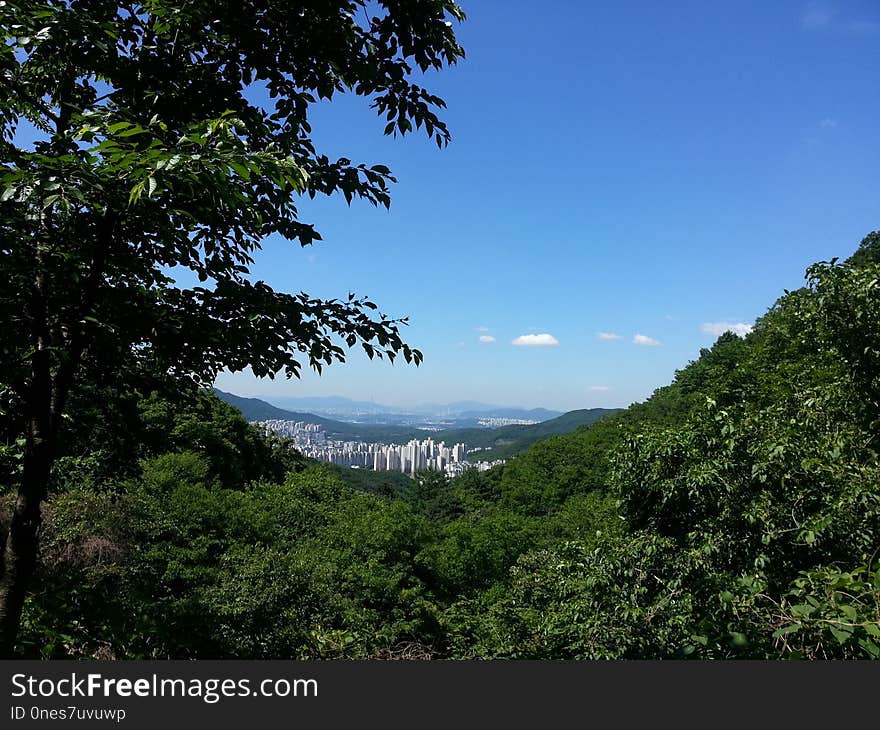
<box><xmin>213</xmin><ymin>387</ymin><xmax>591</xmax><ymax>414</ymax></box>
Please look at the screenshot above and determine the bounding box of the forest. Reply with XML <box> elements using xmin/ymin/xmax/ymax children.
<box><xmin>5</xmin><ymin>231</ymin><xmax>878</xmax><ymax>659</ymax></box>
<box><xmin>1</xmin><ymin>2</ymin><xmax>877</xmax><ymax>660</ymax></box>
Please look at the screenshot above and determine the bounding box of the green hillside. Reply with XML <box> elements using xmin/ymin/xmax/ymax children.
<box><xmin>212</xmin><ymin>389</ymin><xmax>332</xmax><ymax>424</ymax></box>
<box><xmin>437</xmin><ymin>408</ymin><xmax>620</xmax><ymax>460</ymax></box>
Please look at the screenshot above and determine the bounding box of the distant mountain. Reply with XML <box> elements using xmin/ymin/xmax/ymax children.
<box><xmin>458</xmin><ymin>407</ymin><xmax>562</xmax><ymax>421</ymax></box>
<box><xmin>407</xmin><ymin>401</ymin><xmax>563</xmax><ymax>419</ymax></box>
<box><xmin>213</xmin><ymin>389</ymin><xmax>424</xmax><ymax>442</ymax></box>
<box><xmin>214</xmin><ymin>388</ymin><xmax>620</xmax><ymax>460</ymax></box>
<box><xmin>411</xmin><ymin>400</ymin><xmax>501</xmax><ymax>415</ymax></box>
<box><xmin>241</xmin><ymin>393</ymin><xmax>564</xmax><ymax>420</ymax></box>
<box><xmin>271</xmin><ymin>395</ymin><xmax>406</xmax><ymax>415</ymax></box>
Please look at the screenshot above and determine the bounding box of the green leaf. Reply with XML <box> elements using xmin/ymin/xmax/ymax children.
<box><xmin>229</xmin><ymin>161</ymin><xmax>250</xmax><ymax>180</ymax></box>
<box><xmin>772</xmin><ymin>624</ymin><xmax>801</xmax><ymax>638</ymax></box>
<box><xmin>116</xmin><ymin>126</ymin><xmax>147</xmax><ymax>138</ymax></box>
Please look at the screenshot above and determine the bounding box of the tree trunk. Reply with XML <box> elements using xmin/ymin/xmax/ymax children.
<box><xmin>0</xmin><ymin>72</ymin><xmax>94</xmax><ymax>657</ymax></box>
<box><xmin>0</xmin><ymin>347</ymin><xmax>54</xmax><ymax>658</ymax></box>
<box><xmin>0</xmin><ymin>443</ymin><xmax>52</xmax><ymax>657</ymax></box>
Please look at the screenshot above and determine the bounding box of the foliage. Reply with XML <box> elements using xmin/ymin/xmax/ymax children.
<box><xmin>1</xmin><ymin>0</ymin><xmax>465</xmax><ymax>426</ymax></box>
<box><xmin>0</xmin><ymin>0</ymin><xmax>465</xmax><ymax>653</ymax></box>
<box><xmin>846</xmin><ymin>230</ymin><xmax>880</xmax><ymax>268</ymax></box>
<box><xmin>13</xmin><ymin>235</ymin><xmax>880</xmax><ymax>659</ymax></box>
<box><xmin>21</xmin><ymin>458</ymin><xmax>440</xmax><ymax>658</ymax></box>
<box><xmin>446</xmin><ymin>535</ymin><xmax>697</xmax><ymax>659</ymax></box>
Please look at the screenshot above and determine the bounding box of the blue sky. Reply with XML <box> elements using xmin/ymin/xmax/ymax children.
<box><xmin>26</xmin><ymin>1</ymin><xmax>860</xmax><ymax>413</ymax></box>
<box><xmin>218</xmin><ymin>1</ymin><xmax>879</xmax><ymax>410</ymax></box>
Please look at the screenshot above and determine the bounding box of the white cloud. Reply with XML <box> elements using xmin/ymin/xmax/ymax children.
<box><xmin>633</xmin><ymin>333</ymin><xmax>660</xmax><ymax>346</ymax></box>
<box><xmin>701</xmin><ymin>321</ymin><xmax>753</xmax><ymax>337</ymax></box>
<box><xmin>847</xmin><ymin>19</ymin><xmax>880</xmax><ymax>35</ymax></box>
<box><xmin>589</xmin><ymin>386</ymin><xmax>609</xmax><ymax>392</ymax></box>
<box><xmin>475</xmin><ymin>326</ymin><xmax>490</xmax><ymax>332</ymax></box>
<box><xmin>597</xmin><ymin>332</ymin><xmax>622</xmax><ymax>341</ymax></box>
<box><xmin>800</xmin><ymin>5</ymin><xmax>879</xmax><ymax>34</ymax></box>
<box><xmin>801</xmin><ymin>4</ymin><xmax>833</xmax><ymax>30</ymax></box>
<box><xmin>479</xmin><ymin>335</ymin><xmax>496</xmax><ymax>343</ymax></box>
<box><xmin>511</xmin><ymin>333</ymin><xmax>559</xmax><ymax>347</ymax></box>
<box><xmin>819</xmin><ymin>117</ymin><xmax>837</xmax><ymax>128</ymax></box>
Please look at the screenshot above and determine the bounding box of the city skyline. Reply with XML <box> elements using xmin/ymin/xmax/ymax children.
<box><xmin>256</xmin><ymin>420</ymin><xmax>496</xmax><ymax>477</ymax></box>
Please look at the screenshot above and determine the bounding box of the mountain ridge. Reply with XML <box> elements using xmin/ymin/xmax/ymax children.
<box><xmin>252</xmin><ymin>393</ymin><xmax>564</xmax><ymax>420</ymax></box>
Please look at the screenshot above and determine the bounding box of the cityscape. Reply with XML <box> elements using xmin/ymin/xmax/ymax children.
<box><xmin>256</xmin><ymin>420</ymin><xmax>503</xmax><ymax>476</ymax></box>
<box><xmin>476</xmin><ymin>417</ymin><xmax>540</xmax><ymax>427</ymax></box>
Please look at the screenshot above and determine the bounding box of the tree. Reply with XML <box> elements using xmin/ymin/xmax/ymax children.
<box><xmin>0</xmin><ymin>0</ymin><xmax>465</xmax><ymax>655</ymax></box>
<box><xmin>846</xmin><ymin>230</ymin><xmax>880</xmax><ymax>268</ymax></box>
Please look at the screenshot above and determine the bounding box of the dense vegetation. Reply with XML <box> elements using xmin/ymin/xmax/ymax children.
<box><xmin>7</xmin><ymin>233</ymin><xmax>878</xmax><ymax>659</ymax></box>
